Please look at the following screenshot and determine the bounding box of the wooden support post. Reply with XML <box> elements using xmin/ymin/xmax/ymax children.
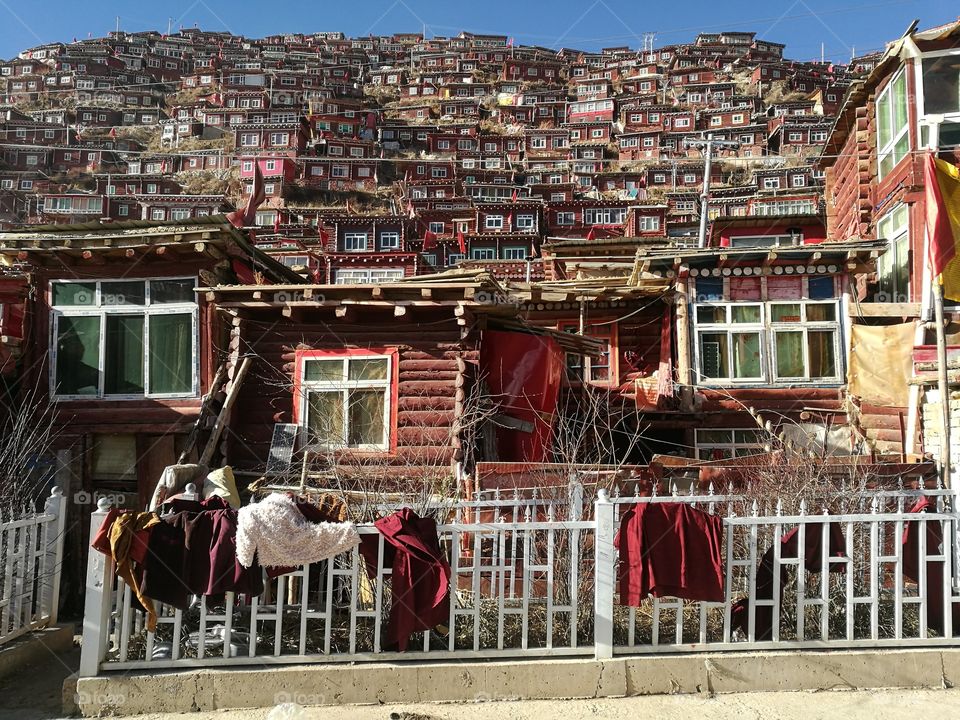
<box><xmin>199</xmin><ymin>357</ymin><xmax>251</xmax><ymax>467</ymax></box>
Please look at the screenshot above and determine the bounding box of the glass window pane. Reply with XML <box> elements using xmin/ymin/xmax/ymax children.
<box><xmin>734</xmin><ymin>429</ymin><xmax>760</xmax><ymax>444</ymax></box>
<box><xmin>699</xmin><ymin>332</ymin><xmax>728</xmax><ymax>378</ymax></box>
<box><xmin>877</xmin><ymin>93</ymin><xmax>891</xmax><ymax>149</ymax></box>
<box><xmin>732</xmin><ymin>332</ymin><xmax>761</xmax><ymax>378</ymax></box>
<box><xmin>806</xmin><ymin>303</ymin><xmax>836</xmax><ymax>322</ymax></box>
<box><xmin>808</xmin><ymin>331</ymin><xmax>837</xmax><ymax>378</ymax></box>
<box><xmin>102</xmin><ymin>281</ymin><xmax>145</xmax><ymax>306</ymax></box>
<box><xmin>348</xmin><ymin>358</ymin><xmax>388</xmax><ymax>381</ymax></box>
<box><xmin>53</xmin><ymin>282</ymin><xmax>95</xmax><ymax>306</ymax></box>
<box><xmin>348</xmin><ymin>389</ymin><xmax>385</xmax><ymax>446</ymax></box>
<box><xmin>696</xmin><ymin>305</ymin><xmax>725</xmax><ymax>324</ymax></box>
<box><xmin>776</xmin><ymin>331</ymin><xmax>805</xmax><ymax>377</ymax></box>
<box><xmin>892</xmin><ymin>72</ymin><xmax>908</xmax><ymax>132</ymax></box>
<box><xmin>771</xmin><ymin>303</ymin><xmax>802</xmax><ymax>322</ymax></box>
<box><xmin>55</xmin><ymin>316</ymin><xmax>100</xmax><ymax>395</ymax></box>
<box><xmin>808</xmin><ymin>276</ymin><xmax>835</xmax><ymax>300</ymax></box>
<box><xmin>104</xmin><ymin>315</ymin><xmax>144</xmax><ymax>394</ymax></box>
<box><xmin>304</xmin><ymin>359</ymin><xmax>343</xmax><ymax>381</ymax></box>
<box><xmin>151</xmin><ymin>279</ymin><xmax>195</xmax><ymax>304</ymax></box>
<box><xmin>698</xmin><ymin>429</ymin><xmax>732</xmax><ymax>444</ymax></box>
<box><xmin>149</xmin><ymin>314</ymin><xmax>193</xmax><ymax>393</ymax></box>
<box><xmin>307</xmin><ymin>391</ymin><xmax>344</xmax><ymax>444</ymax></box>
<box><xmin>731</xmin><ymin>305</ymin><xmax>760</xmax><ymax>323</ymax></box>
<box><xmin>922</xmin><ymin>57</ymin><xmax>960</xmax><ymax>115</ymax></box>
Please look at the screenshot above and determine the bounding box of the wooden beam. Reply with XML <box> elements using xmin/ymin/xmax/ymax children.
<box><xmin>421</xmin><ymin>288</ymin><xmax>433</xmax><ymax>299</ymax></box>
<box><xmin>849</xmin><ymin>302</ymin><xmax>921</xmax><ymax>318</ymax></box>
<box><xmin>394</xmin><ymin>305</ymin><xmax>407</xmax><ymax>317</ymax></box>
<box><xmin>199</xmin><ymin>357</ymin><xmax>251</xmax><ymax>466</ymax></box>
<box><xmin>335</xmin><ymin>305</ymin><xmax>351</xmax><ymax>319</ymax></box>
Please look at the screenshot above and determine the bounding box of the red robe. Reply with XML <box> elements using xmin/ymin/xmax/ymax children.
<box><xmin>360</xmin><ymin>509</ymin><xmax>451</xmax><ymax>651</ymax></box>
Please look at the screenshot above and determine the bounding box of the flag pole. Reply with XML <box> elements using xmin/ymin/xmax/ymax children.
<box><xmin>927</xmin><ymin>123</ymin><xmax>952</xmax><ymax>487</ymax></box>
<box><xmin>933</xmin><ymin>277</ymin><xmax>952</xmax><ymax>487</ymax></box>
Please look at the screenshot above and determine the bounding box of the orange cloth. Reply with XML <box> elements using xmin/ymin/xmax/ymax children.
<box><xmin>93</xmin><ymin>511</ymin><xmax>161</xmax><ymax>631</ymax></box>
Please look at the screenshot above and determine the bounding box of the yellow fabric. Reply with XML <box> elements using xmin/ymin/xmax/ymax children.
<box><xmin>109</xmin><ymin>512</ymin><xmax>161</xmax><ymax>632</ymax></box>
<box><xmin>933</xmin><ymin>158</ymin><xmax>960</xmax><ymax>301</ymax></box>
<box><xmin>203</xmin><ymin>466</ymin><xmax>241</xmax><ymax>509</ymax></box>
<box><xmin>847</xmin><ymin>322</ymin><xmax>916</xmax><ymax>407</ymax></box>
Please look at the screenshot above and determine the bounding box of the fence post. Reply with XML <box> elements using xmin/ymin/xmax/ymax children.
<box><xmin>40</xmin><ymin>487</ymin><xmax>66</xmax><ymax>626</ymax></box>
<box><xmin>79</xmin><ymin>497</ymin><xmax>113</xmax><ymax>678</ymax></box>
<box><xmin>594</xmin><ymin>488</ymin><xmax>615</xmax><ymax>659</ymax></box>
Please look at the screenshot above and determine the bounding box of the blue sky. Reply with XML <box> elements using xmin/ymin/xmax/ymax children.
<box><xmin>0</xmin><ymin>0</ymin><xmax>956</xmax><ymax>62</ymax></box>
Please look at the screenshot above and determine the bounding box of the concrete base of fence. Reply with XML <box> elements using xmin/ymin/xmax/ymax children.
<box><xmin>73</xmin><ymin>648</ymin><xmax>960</xmax><ymax>716</ymax></box>
<box><xmin>0</xmin><ymin>623</ymin><xmax>74</xmax><ymax>680</ymax></box>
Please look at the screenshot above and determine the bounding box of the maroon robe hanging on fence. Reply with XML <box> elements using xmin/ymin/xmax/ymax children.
<box><xmin>359</xmin><ymin>508</ymin><xmax>451</xmax><ymax>651</ymax></box>
<box><xmin>615</xmin><ymin>502</ymin><xmax>725</xmax><ymax>605</ymax></box>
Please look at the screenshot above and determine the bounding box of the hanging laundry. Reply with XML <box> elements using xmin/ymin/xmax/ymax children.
<box><xmin>236</xmin><ymin>493</ymin><xmax>360</xmax><ymax>569</ymax></box>
<box><xmin>92</xmin><ymin>510</ymin><xmax>161</xmax><ymax>631</ymax></box>
<box><xmin>731</xmin><ymin>521</ymin><xmax>846</xmax><ymax>640</ymax></box>
<box><xmin>615</xmin><ymin>502</ymin><xmax>724</xmax><ymax>605</ymax></box>
<box><xmin>265</xmin><ymin>496</ymin><xmax>352</xmax><ymax>579</ymax></box>
<box><xmin>141</xmin><ymin>497</ymin><xmax>263</xmax><ymax>609</ymax></box>
<box><xmin>358</xmin><ymin>508</ymin><xmax>451</xmax><ymax>651</ymax></box>
<box><xmin>902</xmin><ymin>497</ymin><xmax>960</xmax><ymax>636</ymax></box>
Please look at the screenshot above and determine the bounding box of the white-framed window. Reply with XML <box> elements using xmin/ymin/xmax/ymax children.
<box><xmin>342</xmin><ymin>232</ymin><xmax>368</xmax><ymax>251</ymax></box>
<box><xmin>515</xmin><ymin>214</ymin><xmax>535</xmax><ymax>230</ymax></box>
<box><xmin>379</xmin><ymin>231</ymin><xmax>400</xmax><ymax>250</ymax></box>
<box><xmin>297</xmin><ymin>351</ymin><xmax>393</xmax><ymax>450</ymax></box>
<box><xmin>530</xmin><ymin>136</ymin><xmax>547</xmax><ymax>149</ymax></box>
<box><xmin>638</xmin><ymin>215</ymin><xmax>660</xmax><ymax>231</ymax></box>
<box><xmin>484</xmin><ymin>214</ymin><xmax>504</xmax><ymax>230</ymax></box>
<box><xmin>334</xmin><ymin>268</ymin><xmax>404</xmax><ymax>284</ymax></box>
<box><xmin>170</xmin><ymin>208</ymin><xmax>190</xmax><ymax>221</ymax></box>
<box><xmin>674</xmin><ymin>117</ymin><xmax>690</xmax><ymax>128</ymax></box>
<box><xmin>428</xmin><ymin>221</ymin><xmax>445</xmax><ymax>234</ymax></box>
<box><xmin>876</xmin><ymin>68</ymin><xmax>909</xmax><ymax>179</ymax></box>
<box><xmin>695</xmin><ymin>428</ymin><xmax>765</xmax><ymax>460</ymax></box>
<box><xmin>556</xmin><ymin>211</ymin><xmax>575</xmax><ymax>225</ymax></box>
<box><xmin>502</xmin><ymin>246</ymin><xmax>527</xmax><ymax>260</ymax></box>
<box><xmin>269</xmin><ymin>132</ymin><xmax>289</xmax><ymax>145</ymax></box>
<box><xmin>694</xmin><ymin>300</ymin><xmax>841</xmax><ymax>384</ymax></box>
<box><xmin>470</xmin><ymin>247</ymin><xmax>496</xmax><ymax>260</ymax></box>
<box><xmin>763</xmin><ymin>177</ymin><xmax>781</xmax><ymax>190</ymax></box>
<box><xmin>118</xmin><ymin>205</ymin><xmax>129</xmax><ymax>216</ymax></box>
<box><xmin>50</xmin><ymin>278</ymin><xmax>198</xmax><ymax>400</ymax></box>
<box><xmin>875</xmin><ymin>203</ymin><xmax>910</xmax><ymax>303</ymax></box>
<box><xmin>584</xmin><ymin>208</ymin><xmax>627</xmax><ymax>225</ymax></box>
<box><xmin>331</xmin><ymin>165</ymin><xmax>348</xmax><ymax>178</ymax></box>
<box><xmin>431</xmin><ymin>167</ymin><xmax>447</xmax><ymax>178</ymax></box>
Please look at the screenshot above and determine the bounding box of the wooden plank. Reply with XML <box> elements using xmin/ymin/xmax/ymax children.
<box><xmin>849</xmin><ymin>302</ymin><xmax>921</xmax><ymax>318</ymax></box>
<box><xmin>200</xmin><ymin>357</ymin><xmax>252</xmax><ymax>467</ymax></box>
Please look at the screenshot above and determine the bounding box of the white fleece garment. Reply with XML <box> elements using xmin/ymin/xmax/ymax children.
<box><xmin>236</xmin><ymin>493</ymin><xmax>360</xmax><ymax>569</ymax></box>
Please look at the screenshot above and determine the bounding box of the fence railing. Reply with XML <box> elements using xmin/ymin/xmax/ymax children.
<box><xmin>0</xmin><ymin>488</ymin><xmax>66</xmax><ymax>645</ymax></box>
<box><xmin>79</xmin><ymin>486</ymin><xmax>960</xmax><ymax>675</ymax></box>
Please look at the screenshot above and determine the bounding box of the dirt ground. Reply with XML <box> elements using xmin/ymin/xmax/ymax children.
<box><xmin>117</xmin><ymin>688</ymin><xmax>960</xmax><ymax>720</ymax></box>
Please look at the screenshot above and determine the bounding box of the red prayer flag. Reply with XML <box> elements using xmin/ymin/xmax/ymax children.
<box><xmin>586</xmin><ymin>226</ymin><xmax>596</xmax><ymax>241</ymax></box>
<box><xmin>457</xmin><ymin>231</ymin><xmax>466</xmax><ymax>254</ymax></box>
<box><xmin>423</xmin><ymin>230</ymin><xmax>438</xmax><ymax>250</ymax></box>
<box><xmin>924</xmin><ymin>153</ymin><xmax>960</xmax><ymax>301</ymax></box>
<box><xmin>227</xmin><ymin>162</ymin><xmax>266</xmax><ymax>228</ymax></box>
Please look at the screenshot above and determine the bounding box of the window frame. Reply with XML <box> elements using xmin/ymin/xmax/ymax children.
<box><xmin>695</xmin><ymin>428</ymin><xmax>765</xmax><ymax>460</ymax></box>
<box><xmin>692</xmin><ymin>299</ymin><xmax>842</xmax><ymax>386</ymax></box>
<box><xmin>876</xmin><ymin>67</ymin><xmax>910</xmax><ymax>179</ymax></box>
<box><xmin>49</xmin><ymin>277</ymin><xmax>199</xmax><ymax>401</ymax></box>
<box><xmin>293</xmin><ymin>347</ymin><xmax>398</xmax><ymax>453</ymax></box>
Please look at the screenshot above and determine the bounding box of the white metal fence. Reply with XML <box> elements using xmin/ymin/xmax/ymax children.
<box><xmin>0</xmin><ymin>488</ymin><xmax>66</xmax><ymax>645</ymax></box>
<box><xmin>79</xmin><ymin>485</ymin><xmax>960</xmax><ymax>676</ymax></box>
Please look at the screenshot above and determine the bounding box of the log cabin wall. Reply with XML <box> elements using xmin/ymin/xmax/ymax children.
<box><xmin>227</xmin><ymin>305</ymin><xmax>478</xmax><ymax>484</ymax></box>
